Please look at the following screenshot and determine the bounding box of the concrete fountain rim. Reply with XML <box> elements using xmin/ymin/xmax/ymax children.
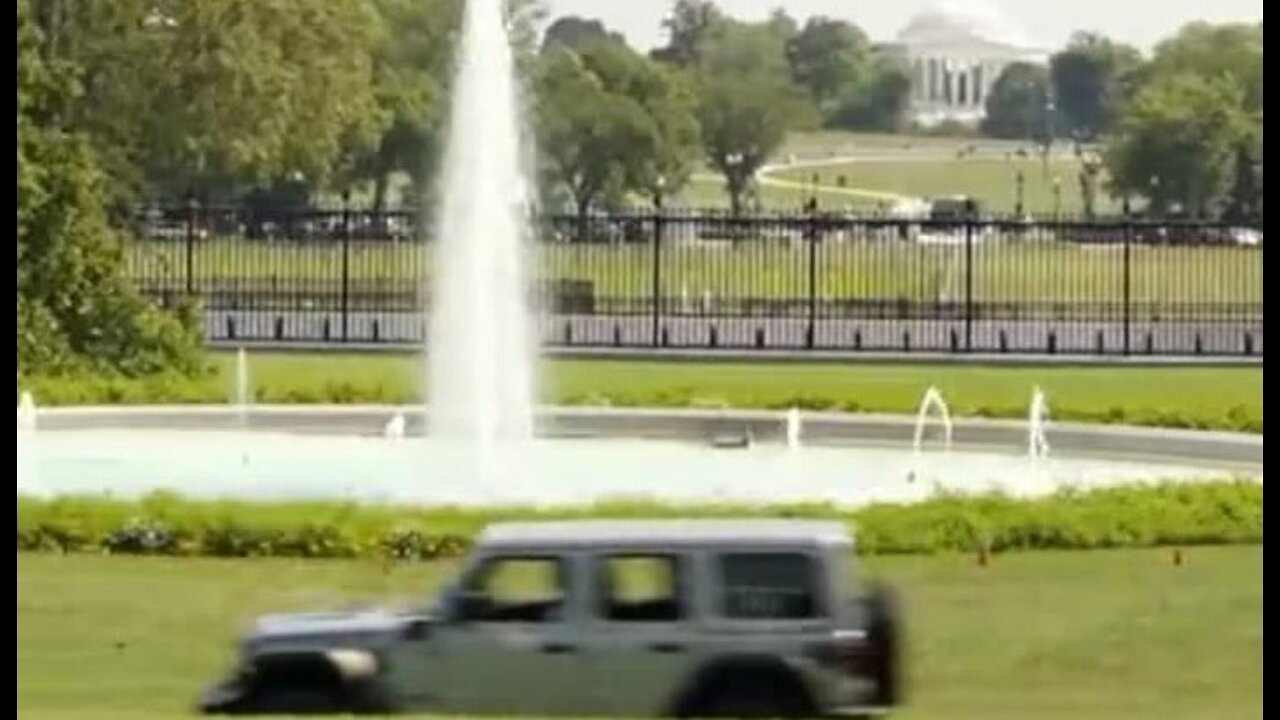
<box><xmin>13</xmin><ymin>402</ymin><xmax>1263</xmax><ymax>442</ymax></box>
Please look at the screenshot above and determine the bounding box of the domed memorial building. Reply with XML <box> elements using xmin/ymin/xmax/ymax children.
<box><xmin>888</xmin><ymin>1</ymin><xmax>1048</xmax><ymax>127</ymax></box>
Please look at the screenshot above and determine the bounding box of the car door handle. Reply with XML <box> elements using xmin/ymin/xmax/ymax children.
<box><xmin>648</xmin><ymin>642</ymin><xmax>684</xmax><ymax>654</ymax></box>
<box><xmin>541</xmin><ymin>641</ymin><xmax>577</xmax><ymax>654</ymax></box>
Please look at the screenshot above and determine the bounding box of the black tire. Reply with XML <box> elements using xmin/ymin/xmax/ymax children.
<box><xmin>862</xmin><ymin>583</ymin><xmax>904</xmax><ymax>707</ymax></box>
<box><xmin>245</xmin><ymin>685</ymin><xmax>344</xmax><ymax>715</ymax></box>
<box><xmin>698</xmin><ymin>667</ymin><xmax>814</xmax><ymax>718</ymax></box>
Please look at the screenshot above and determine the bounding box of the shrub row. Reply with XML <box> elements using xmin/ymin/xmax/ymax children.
<box><xmin>15</xmin><ymin>481</ymin><xmax>1262</xmax><ymax>560</ymax></box>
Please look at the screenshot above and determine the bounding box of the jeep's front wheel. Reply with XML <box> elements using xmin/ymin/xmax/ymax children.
<box><xmin>862</xmin><ymin>583</ymin><xmax>903</xmax><ymax>707</ymax></box>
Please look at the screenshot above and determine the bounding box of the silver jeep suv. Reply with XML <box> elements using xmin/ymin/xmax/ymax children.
<box><xmin>200</xmin><ymin>519</ymin><xmax>902</xmax><ymax>717</ymax></box>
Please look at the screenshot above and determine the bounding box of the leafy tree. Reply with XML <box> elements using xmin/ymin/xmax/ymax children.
<box><xmin>695</xmin><ymin>23</ymin><xmax>815</xmax><ymax>213</ymax></box>
<box><xmin>33</xmin><ymin>0</ymin><xmax>388</xmax><ymax>201</ymax></box>
<box><xmin>534</xmin><ymin>46</ymin><xmax>659</xmax><ymax>220</ymax></box>
<box><xmin>542</xmin><ymin>15</ymin><xmax>626</xmax><ymax>52</ymax></box>
<box><xmin>1049</xmin><ymin>32</ymin><xmax>1143</xmax><ymax>142</ymax></box>
<box><xmin>786</xmin><ymin>17</ymin><xmax>872</xmax><ymax>118</ymax></box>
<box><xmin>342</xmin><ymin>0</ymin><xmax>460</xmax><ymax>212</ymax></box>
<box><xmin>1146</xmin><ymin>22</ymin><xmax>1263</xmax><ymax>218</ymax></box>
<box><xmin>981</xmin><ymin>62</ymin><xmax>1053</xmax><ymax>141</ymax></box>
<box><xmin>1105</xmin><ymin>74</ymin><xmax>1254</xmax><ymax>217</ymax></box>
<box><xmin>18</xmin><ymin>0</ymin><xmax>200</xmax><ymax>376</ymax></box>
<box><xmin>651</xmin><ymin>0</ymin><xmax>728</xmax><ymax>67</ymax></box>
<box><xmin>832</xmin><ymin>51</ymin><xmax>913</xmax><ymax>132</ymax></box>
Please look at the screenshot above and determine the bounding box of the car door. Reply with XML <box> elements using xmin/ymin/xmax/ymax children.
<box><xmin>387</xmin><ymin>553</ymin><xmax>586</xmax><ymax>716</ymax></box>
<box><xmin>580</xmin><ymin>551</ymin><xmax>702</xmax><ymax>716</ymax></box>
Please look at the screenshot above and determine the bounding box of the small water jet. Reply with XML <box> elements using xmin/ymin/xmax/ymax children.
<box><xmin>909</xmin><ymin>386</ymin><xmax>953</xmax><ymax>483</ymax></box>
<box><xmin>233</xmin><ymin>348</ymin><xmax>252</xmax><ymax>430</ymax></box>
<box><xmin>1028</xmin><ymin>386</ymin><xmax>1051</xmax><ymax>459</ymax></box>
<box><xmin>16</xmin><ymin>392</ymin><xmax>41</xmax><ymax>496</ymax></box>
<box><xmin>785</xmin><ymin>407</ymin><xmax>803</xmax><ymax>451</ymax></box>
<box><xmin>384</xmin><ymin>414</ymin><xmax>407</xmax><ymax>441</ymax></box>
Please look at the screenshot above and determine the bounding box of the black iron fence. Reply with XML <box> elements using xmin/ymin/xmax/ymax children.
<box><xmin>125</xmin><ymin>205</ymin><xmax>1264</xmax><ymax>357</ymax></box>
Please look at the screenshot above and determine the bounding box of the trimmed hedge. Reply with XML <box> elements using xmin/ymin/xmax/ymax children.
<box><xmin>15</xmin><ymin>481</ymin><xmax>1261</xmax><ymax>560</ymax></box>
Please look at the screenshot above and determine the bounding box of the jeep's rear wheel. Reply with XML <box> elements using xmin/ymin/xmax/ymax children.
<box><xmin>698</xmin><ymin>669</ymin><xmax>813</xmax><ymax>718</ymax></box>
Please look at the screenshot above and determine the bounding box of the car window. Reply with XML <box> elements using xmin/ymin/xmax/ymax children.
<box><xmin>595</xmin><ymin>555</ymin><xmax>683</xmax><ymax>622</ymax></box>
<box><xmin>718</xmin><ymin>552</ymin><xmax>823</xmax><ymax>620</ymax></box>
<box><xmin>459</xmin><ymin>556</ymin><xmax>567</xmax><ymax>623</ymax></box>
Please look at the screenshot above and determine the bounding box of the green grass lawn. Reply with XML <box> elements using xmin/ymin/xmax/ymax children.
<box><xmin>772</xmin><ymin>156</ymin><xmax>1118</xmax><ymax>216</ymax></box>
<box><xmin>214</xmin><ymin>354</ymin><xmax>1260</xmax><ymax>430</ymax></box>
<box><xmin>16</xmin><ymin>547</ymin><xmax>1262</xmax><ymax>719</ymax></box>
<box><xmin>19</xmin><ymin>354</ymin><xmax>1261</xmax><ymax>431</ymax></box>
<box><xmin>125</xmin><ymin>237</ymin><xmax>1260</xmax><ymax>306</ymax></box>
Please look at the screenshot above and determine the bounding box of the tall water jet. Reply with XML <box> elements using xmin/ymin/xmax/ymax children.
<box><xmin>1028</xmin><ymin>386</ymin><xmax>1051</xmax><ymax>459</ymax></box>
<box><xmin>428</xmin><ymin>0</ymin><xmax>537</xmax><ymax>485</ymax></box>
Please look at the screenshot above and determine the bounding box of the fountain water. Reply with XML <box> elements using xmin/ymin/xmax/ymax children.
<box><xmin>384</xmin><ymin>414</ymin><xmax>407</xmax><ymax>441</ymax></box>
<box><xmin>912</xmin><ymin>386</ymin><xmax>954</xmax><ymax>454</ymax></box>
<box><xmin>17</xmin><ymin>391</ymin><xmax>40</xmax><ymax>496</ymax></box>
<box><xmin>233</xmin><ymin>347</ymin><xmax>252</xmax><ymax>430</ymax></box>
<box><xmin>427</xmin><ymin>0</ymin><xmax>537</xmax><ymax>487</ymax></box>
<box><xmin>1028</xmin><ymin>386</ymin><xmax>1051</xmax><ymax>459</ymax></box>
<box><xmin>17</xmin><ymin>391</ymin><xmax>37</xmax><ymax>432</ymax></box>
<box><xmin>908</xmin><ymin>386</ymin><xmax>953</xmax><ymax>483</ymax></box>
<box><xmin>785</xmin><ymin>407</ymin><xmax>802</xmax><ymax>451</ymax></box>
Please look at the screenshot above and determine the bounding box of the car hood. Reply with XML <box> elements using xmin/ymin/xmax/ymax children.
<box><xmin>245</xmin><ymin>607</ymin><xmax>430</xmax><ymax>649</ymax></box>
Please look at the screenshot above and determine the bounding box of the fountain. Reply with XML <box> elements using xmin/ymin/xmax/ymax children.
<box><xmin>785</xmin><ymin>407</ymin><xmax>802</xmax><ymax>451</ymax></box>
<box><xmin>426</xmin><ymin>0</ymin><xmax>537</xmax><ymax>489</ymax></box>
<box><xmin>16</xmin><ymin>392</ymin><xmax>40</xmax><ymax>496</ymax></box>
<box><xmin>909</xmin><ymin>386</ymin><xmax>953</xmax><ymax>483</ymax></box>
<box><xmin>912</xmin><ymin>386</ymin><xmax>954</xmax><ymax>454</ymax></box>
<box><xmin>233</xmin><ymin>347</ymin><xmax>252</xmax><ymax>430</ymax></box>
<box><xmin>384</xmin><ymin>414</ymin><xmax>407</xmax><ymax>442</ymax></box>
<box><xmin>9</xmin><ymin>0</ymin><xmax>1260</xmax><ymax>509</ymax></box>
<box><xmin>1028</xmin><ymin>386</ymin><xmax>1051</xmax><ymax>459</ymax></box>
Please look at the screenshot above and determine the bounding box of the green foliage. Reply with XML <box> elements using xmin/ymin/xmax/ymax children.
<box><xmin>696</xmin><ymin>23</ymin><xmax>816</xmax><ymax>213</ymax></box>
<box><xmin>541</xmin><ymin>15</ymin><xmax>627</xmax><ymax>53</ymax></box>
<box><xmin>981</xmin><ymin>63</ymin><xmax>1054</xmax><ymax>141</ymax></box>
<box><xmin>1105</xmin><ymin>75</ymin><xmax>1254</xmax><ymax>216</ymax></box>
<box><xmin>786</xmin><ymin>17</ymin><xmax>872</xmax><ymax>117</ymax></box>
<box><xmin>17</xmin><ymin>1</ymin><xmax>202</xmax><ymax>377</ymax></box>
<box><xmin>534</xmin><ymin>42</ymin><xmax>699</xmax><ymax>215</ymax></box>
<box><xmin>651</xmin><ymin>0</ymin><xmax>729</xmax><ymax>67</ymax></box>
<box><xmin>1049</xmin><ymin>32</ymin><xmax>1144</xmax><ymax>142</ymax></box>
<box><xmin>15</xmin><ymin>482</ymin><xmax>1262</xmax><ymax>560</ymax></box>
<box><xmin>1104</xmin><ymin>21</ymin><xmax>1264</xmax><ymax>218</ymax></box>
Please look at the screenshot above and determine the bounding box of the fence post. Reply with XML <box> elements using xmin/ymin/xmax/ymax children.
<box><xmin>963</xmin><ymin>204</ymin><xmax>974</xmax><ymax>352</ymax></box>
<box><xmin>341</xmin><ymin>191</ymin><xmax>352</xmax><ymax>343</ymax></box>
<box><xmin>806</xmin><ymin>203</ymin><xmax>818</xmax><ymax>350</ymax></box>
<box><xmin>1123</xmin><ymin>219</ymin><xmax>1133</xmax><ymax>356</ymax></box>
<box><xmin>651</xmin><ymin>204</ymin><xmax>664</xmax><ymax>347</ymax></box>
<box><xmin>184</xmin><ymin>193</ymin><xmax>197</xmax><ymax>297</ymax></box>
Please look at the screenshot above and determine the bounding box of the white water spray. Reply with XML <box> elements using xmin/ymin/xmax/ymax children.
<box><xmin>17</xmin><ymin>392</ymin><xmax>41</xmax><ymax>496</ymax></box>
<box><xmin>427</xmin><ymin>0</ymin><xmax>537</xmax><ymax>487</ymax></box>
<box><xmin>908</xmin><ymin>386</ymin><xmax>953</xmax><ymax>483</ymax></box>
<box><xmin>785</xmin><ymin>407</ymin><xmax>802</xmax><ymax>451</ymax></box>
<box><xmin>1028</xmin><ymin>386</ymin><xmax>1051</xmax><ymax>459</ymax></box>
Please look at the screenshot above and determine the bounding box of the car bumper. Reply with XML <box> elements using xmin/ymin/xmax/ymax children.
<box><xmin>197</xmin><ymin>678</ymin><xmax>251</xmax><ymax>714</ymax></box>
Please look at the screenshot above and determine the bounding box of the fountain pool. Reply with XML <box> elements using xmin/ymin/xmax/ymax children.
<box><xmin>15</xmin><ymin>410</ymin><xmax>1258</xmax><ymax>507</ymax></box>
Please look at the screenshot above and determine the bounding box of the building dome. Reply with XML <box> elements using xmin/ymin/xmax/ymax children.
<box><xmin>897</xmin><ymin>0</ymin><xmax>1039</xmax><ymax>54</ymax></box>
